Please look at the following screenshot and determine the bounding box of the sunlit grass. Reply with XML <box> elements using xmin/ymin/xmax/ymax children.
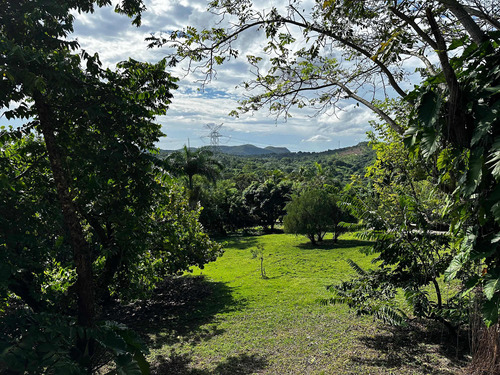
<box><xmin>146</xmin><ymin>233</ymin><xmax>465</xmax><ymax>374</ymax></box>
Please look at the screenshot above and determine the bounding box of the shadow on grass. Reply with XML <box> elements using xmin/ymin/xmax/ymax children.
<box><xmin>351</xmin><ymin>320</ymin><xmax>468</xmax><ymax>374</ymax></box>
<box><xmin>152</xmin><ymin>352</ymin><xmax>268</xmax><ymax>375</ymax></box>
<box><xmin>102</xmin><ymin>275</ymin><xmax>244</xmax><ymax>349</ymax></box>
<box><xmin>221</xmin><ymin>236</ymin><xmax>260</xmax><ymax>250</ymax></box>
<box><xmin>297</xmin><ymin>238</ymin><xmax>373</xmax><ymax>250</ymax></box>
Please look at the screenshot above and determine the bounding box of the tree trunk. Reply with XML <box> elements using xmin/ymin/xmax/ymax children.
<box><xmin>431</xmin><ymin>278</ymin><xmax>443</xmax><ymax>310</ymax></box>
<box><xmin>33</xmin><ymin>91</ymin><xmax>95</xmax><ymax>328</ymax></box>
<box><xmin>308</xmin><ymin>234</ymin><xmax>316</xmax><ymax>245</ymax></box>
<box><xmin>437</xmin><ymin>0</ymin><xmax>489</xmax><ymax>45</ymax></box>
<box><xmin>426</xmin><ymin>8</ymin><xmax>471</xmax><ymax>147</ymax></box>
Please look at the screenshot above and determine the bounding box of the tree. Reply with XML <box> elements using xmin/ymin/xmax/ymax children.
<box><xmin>1</xmin><ymin>0</ymin><xmax>223</xmax><ymax>372</ymax></box>
<box><xmin>165</xmin><ymin>146</ymin><xmax>223</xmax><ymax>206</ymax></box>
<box><xmin>1</xmin><ymin>0</ymin><xmax>151</xmax><ymax>329</ymax></box>
<box><xmin>405</xmin><ymin>28</ymin><xmax>500</xmax><ymax>371</ymax></box>
<box><xmin>166</xmin><ymin>146</ymin><xmax>223</xmax><ymax>191</ymax></box>
<box><xmin>198</xmin><ymin>179</ymin><xmax>253</xmax><ymax>235</ymax></box>
<box><xmin>153</xmin><ymin>1</ymin><xmax>497</xmax><ymax>134</ymax></box>
<box><xmin>333</xmin><ymin>131</ymin><xmax>461</xmax><ymax>331</ymax></box>
<box><xmin>243</xmin><ymin>178</ymin><xmax>292</xmax><ymax>231</ymax></box>
<box><xmin>284</xmin><ymin>188</ymin><xmax>344</xmax><ymax>244</ymax></box>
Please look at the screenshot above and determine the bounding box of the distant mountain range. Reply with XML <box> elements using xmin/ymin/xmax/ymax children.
<box><xmin>159</xmin><ymin>142</ymin><xmax>372</xmax><ymax>157</ymax></box>
<box><xmin>218</xmin><ymin>144</ymin><xmax>291</xmax><ymax>156</ymax></box>
<box><xmin>160</xmin><ymin>144</ymin><xmax>291</xmax><ymax>156</ymax></box>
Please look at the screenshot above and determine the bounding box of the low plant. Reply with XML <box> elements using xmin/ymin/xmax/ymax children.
<box><xmin>250</xmin><ymin>244</ymin><xmax>267</xmax><ymax>279</ymax></box>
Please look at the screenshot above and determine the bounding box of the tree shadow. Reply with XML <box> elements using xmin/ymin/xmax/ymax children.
<box><xmin>151</xmin><ymin>351</ymin><xmax>268</xmax><ymax>375</ymax></box>
<box><xmin>221</xmin><ymin>236</ymin><xmax>260</xmax><ymax>250</ymax></box>
<box><xmin>297</xmin><ymin>238</ymin><xmax>373</xmax><ymax>250</ymax></box>
<box><xmin>351</xmin><ymin>320</ymin><xmax>468</xmax><ymax>374</ymax></box>
<box><xmin>101</xmin><ymin>275</ymin><xmax>244</xmax><ymax>349</ymax></box>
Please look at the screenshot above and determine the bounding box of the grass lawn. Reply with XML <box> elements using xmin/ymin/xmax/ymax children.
<box><xmin>115</xmin><ymin>233</ymin><xmax>467</xmax><ymax>374</ymax></box>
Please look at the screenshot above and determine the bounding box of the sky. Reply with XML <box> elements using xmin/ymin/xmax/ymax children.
<box><xmin>70</xmin><ymin>0</ymin><xmax>380</xmax><ymax>152</ymax></box>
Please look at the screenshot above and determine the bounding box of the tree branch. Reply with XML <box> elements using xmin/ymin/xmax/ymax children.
<box><xmin>281</xmin><ymin>17</ymin><xmax>408</xmax><ymax>98</ymax></box>
<box><xmin>338</xmin><ymin>83</ymin><xmax>403</xmax><ymax>135</ymax></box>
<box><xmin>437</xmin><ymin>0</ymin><xmax>489</xmax><ymax>44</ymax></box>
<box><xmin>463</xmin><ymin>4</ymin><xmax>500</xmax><ymax>30</ymax></box>
<box><xmin>404</xmin><ymin>50</ymin><xmax>438</xmax><ymax>76</ymax></box>
<box><xmin>388</xmin><ymin>6</ymin><xmax>438</xmax><ymax>50</ymax></box>
<box><xmin>174</xmin><ymin>16</ymin><xmax>408</xmax><ymax>100</ymax></box>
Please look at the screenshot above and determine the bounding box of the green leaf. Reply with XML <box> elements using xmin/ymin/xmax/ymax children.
<box><xmin>445</xmin><ymin>254</ymin><xmax>465</xmax><ymax>281</ymax></box>
<box><xmin>461</xmin><ymin>275</ymin><xmax>480</xmax><ymax>297</ymax></box>
<box><xmin>113</xmin><ymin>354</ymin><xmax>143</xmax><ymax>375</ymax></box>
<box><xmin>484</xmin><ymin>86</ymin><xmax>500</xmax><ymax>95</ymax></box>
<box><xmin>489</xmin><ymin>138</ymin><xmax>500</xmax><ymax>181</ymax></box>
<box><xmin>449</xmin><ymin>37</ymin><xmax>467</xmax><ymax>50</ymax></box>
<box><xmin>482</xmin><ymin>295</ymin><xmax>499</xmax><ymax>328</ymax></box>
<box><xmin>484</xmin><ymin>275</ymin><xmax>500</xmax><ymax>300</ymax></box>
<box><xmin>95</xmin><ymin>328</ymin><xmax>128</xmax><ymax>356</ymax></box>
<box><xmin>420</xmin><ymin>127</ymin><xmax>440</xmax><ymax>157</ymax></box>
<box><xmin>445</xmin><ymin>233</ymin><xmax>475</xmax><ymax>281</ymax></box>
<box><xmin>492</xmin><ymin>202</ymin><xmax>500</xmax><ymax>224</ymax></box>
<box><xmin>417</xmin><ymin>89</ymin><xmax>441</xmax><ymax>128</ymax></box>
<box><xmin>471</xmin><ymin>103</ymin><xmax>499</xmax><ymax>146</ymax></box>
<box><xmin>464</xmin><ymin>148</ymin><xmax>484</xmax><ymax>195</ymax></box>
<box><xmin>133</xmin><ymin>351</ymin><xmax>150</xmax><ymax>375</ymax></box>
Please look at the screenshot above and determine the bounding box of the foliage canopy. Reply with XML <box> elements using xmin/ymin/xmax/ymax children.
<box><xmin>0</xmin><ymin>0</ymin><xmax>222</xmax><ymax>372</ymax></box>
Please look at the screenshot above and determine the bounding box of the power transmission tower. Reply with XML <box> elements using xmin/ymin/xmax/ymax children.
<box><xmin>203</xmin><ymin>123</ymin><xmax>224</xmax><ymax>153</ymax></box>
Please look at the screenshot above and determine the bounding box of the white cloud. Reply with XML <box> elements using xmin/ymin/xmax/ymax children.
<box><xmin>303</xmin><ymin>135</ymin><xmax>332</xmax><ymax>142</ymax></box>
<box><xmin>316</xmin><ymin>104</ymin><xmax>375</xmax><ymax>135</ymax></box>
<box><xmin>70</xmin><ymin>0</ymin><xmax>373</xmax><ymax>152</ymax></box>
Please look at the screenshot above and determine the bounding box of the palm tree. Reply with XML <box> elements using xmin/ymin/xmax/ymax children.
<box><xmin>166</xmin><ymin>145</ymin><xmax>223</xmax><ymax>193</ymax></box>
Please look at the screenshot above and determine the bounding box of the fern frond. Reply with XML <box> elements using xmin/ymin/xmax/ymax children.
<box><xmin>318</xmin><ymin>295</ymin><xmax>353</xmax><ymax>306</ymax></box>
<box><xmin>374</xmin><ymin>305</ymin><xmax>408</xmax><ymax>326</ymax></box>
<box><xmin>346</xmin><ymin>259</ymin><xmax>367</xmax><ymax>276</ymax></box>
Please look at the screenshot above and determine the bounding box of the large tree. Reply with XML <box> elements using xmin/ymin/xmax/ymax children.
<box><xmin>153</xmin><ymin>1</ymin><xmax>498</xmax><ymax>135</ymax></box>
<box><xmin>165</xmin><ymin>146</ymin><xmax>224</xmax><ymax>207</ymax></box>
<box><xmin>1</xmin><ymin>0</ymin><xmax>223</xmax><ymax>372</ymax></box>
<box><xmin>243</xmin><ymin>178</ymin><xmax>292</xmax><ymax>231</ymax></box>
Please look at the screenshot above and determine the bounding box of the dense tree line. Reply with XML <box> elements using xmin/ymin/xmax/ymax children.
<box><xmin>164</xmin><ymin>144</ymin><xmax>373</xmax><ymax>235</ymax></box>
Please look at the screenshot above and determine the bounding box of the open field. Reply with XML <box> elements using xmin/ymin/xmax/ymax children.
<box><xmin>109</xmin><ymin>233</ymin><xmax>468</xmax><ymax>374</ymax></box>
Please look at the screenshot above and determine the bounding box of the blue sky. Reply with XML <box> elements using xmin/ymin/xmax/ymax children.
<box><xmin>67</xmin><ymin>0</ymin><xmax>382</xmax><ymax>152</ymax></box>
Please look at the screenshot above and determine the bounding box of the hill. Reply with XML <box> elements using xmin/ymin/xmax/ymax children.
<box><xmin>159</xmin><ymin>142</ymin><xmax>368</xmax><ymax>158</ymax></box>
<box><xmin>159</xmin><ymin>144</ymin><xmax>291</xmax><ymax>157</ymax></box>
<box><xmin>218</xmin><ymin>144</ymin><xmax>291</xmax><ymax>156</ymax></box>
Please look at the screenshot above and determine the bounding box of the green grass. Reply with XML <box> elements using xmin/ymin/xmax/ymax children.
<box><xmin>139</xmin><ymin>233</ymin><xmax>466</xmax><ymax>374</ymax></box>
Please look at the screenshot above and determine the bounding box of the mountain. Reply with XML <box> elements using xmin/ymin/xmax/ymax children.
<box><xmin>218</xmin><ymin>144</ymin><xmax>291</xmax><ymax>156</ymax></box>
<box><xmin>264</xmin><ymin>146</ymin><xmax>290</xmax><ymax>155</ymax></box>
<box><xmin>160</xmin><ymin>144</ymin><xmax>291</xmax><ymax>157</ymax></box>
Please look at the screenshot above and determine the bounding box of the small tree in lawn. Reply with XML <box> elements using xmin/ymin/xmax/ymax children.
<box><xmin>251</xmin><ymin>244</ymin><xmax>267</xmax><ymax>279</ymax></box>
<box><xmin>283</xmin><ymin>189</ymin><xmax>343</xmax><ymax>245</ymax></box>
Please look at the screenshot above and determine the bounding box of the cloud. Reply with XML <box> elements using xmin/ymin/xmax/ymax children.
<box><xmin>69</xmin><ymin>0</ymin><xmax>373</xmax><ymax>152</ymax></box>
<box><xmin>302</xmin><ymin>135</ymin><xmax>332</xmax><ymax>142</ymax></box>
<box><xmin>316</xmin><ymin>104</ymin><xmax>376</xmax><ymax>136</ymax></box>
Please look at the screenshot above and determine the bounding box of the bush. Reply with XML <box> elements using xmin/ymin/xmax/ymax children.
<box><xmin>283</xmin><ymin>189</ymin><xmax>345</xmax><ymax>244</ymax></box>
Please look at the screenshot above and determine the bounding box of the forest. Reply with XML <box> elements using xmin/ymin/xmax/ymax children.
<box><xmin>1</xmin><ymin>0</ymin><xmax>500</xmax><ymax>374</ymax></box>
